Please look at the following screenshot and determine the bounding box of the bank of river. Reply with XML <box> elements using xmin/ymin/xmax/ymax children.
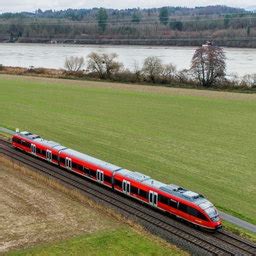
<box><xmin>0</xmin><ymin>43</ymin><xmax>255</xmax><ymax>77</ymax></box>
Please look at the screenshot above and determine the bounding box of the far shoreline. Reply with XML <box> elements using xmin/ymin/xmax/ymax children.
<box><xmin>1</xmin><ymin>39</ymin><xmax>256</xmax><ymax>49</ymax></box>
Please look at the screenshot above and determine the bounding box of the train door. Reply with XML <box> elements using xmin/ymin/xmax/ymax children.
<box><xmin>96</xmin><ymin>170</ymin><xmax>104</xmax><ymax>183</ymax></box>
<box><xmin>65</xmin><ymin>157</ymin><xmax>72</xmax><ymax>170</ymax></box>
<box><xmin>46</xmin><ymin>150</ymin><xmax>52</xmax><ymax>162</ymax></box>
<box><xmin>149</xmin><ymin>191</ymin><xmax>158</xmax><ymax>207</ymax></box>
<box><xmin>31</xmin><ymin>144</ymin><xmax>36</xmax><ymax>155</ymax></box>
<box><xmin>122</xmin><ymin>180</ymin><xmax>130</xmax><ymax>195</ymax></box>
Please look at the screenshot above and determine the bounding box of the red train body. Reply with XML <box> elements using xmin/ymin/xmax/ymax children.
<box><xmin>12</xmin><ymin>131</ymin><xmax>222</xmax><ymax>231</ymax></box>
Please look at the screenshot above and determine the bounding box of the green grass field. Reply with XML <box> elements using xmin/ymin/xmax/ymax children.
<box><xmin>0</xmin><ymin>75</ymin><xmax>255</xmax><ymax>225</ymax></box>
<box><xmin>6</xmin><ymin>228</ymin><xmax>183</xmax><ymax>256</ymax></box>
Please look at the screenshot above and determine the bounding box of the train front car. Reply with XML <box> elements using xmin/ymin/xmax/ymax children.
<box><xmin>167</xmin><ymin>187</ymin><xmax>222</xmax><ymax>231</ymax></box>
<box><xmin>150</xmin><ymin>183</ymin><xmax>222</xmax><ymax>231</ymax></box>
<box><xmin>194</xmin><ymin>197</ymin><xmax>222</xmax><ymax>231</ymax></box>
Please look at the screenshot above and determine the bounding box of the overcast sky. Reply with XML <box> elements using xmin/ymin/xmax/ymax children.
<box><xmin>0</xmin><ymin>0</ymin><xmax>255</xmax><ymax>13</ymax></box>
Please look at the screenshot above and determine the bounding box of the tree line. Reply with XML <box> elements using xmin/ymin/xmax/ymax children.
<box><xmin>0</xmin><ymin>6</ymin><xmax>256</xmax><ymax>47</ymax></box>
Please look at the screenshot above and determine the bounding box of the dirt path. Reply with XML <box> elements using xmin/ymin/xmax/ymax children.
<box><xmin>1</xmin><ymin>74</ymin><xmax>256</xmax><ymax>101</ymax></box>
<box><xmin>0</xmin><ymin>158</ymin><xmax>118</xmax><ymax>253</ymax></box>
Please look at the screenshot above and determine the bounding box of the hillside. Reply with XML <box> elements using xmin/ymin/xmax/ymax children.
<box><xmin>0</xmin><ymin>5</ymin><xmax>256</xmax><ymax>47</ymax></box>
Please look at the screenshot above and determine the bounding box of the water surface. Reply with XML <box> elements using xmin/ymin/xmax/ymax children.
<box><xmin>0</xmin><ymin>43</ymin><xmax>255</xmax><ymax>76</ymax></box>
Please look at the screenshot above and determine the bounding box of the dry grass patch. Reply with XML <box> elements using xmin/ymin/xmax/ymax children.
<box><xmin>0</xmin><ymin>157</ymin><xmax>119</xmax><ymax>253</ymax></box>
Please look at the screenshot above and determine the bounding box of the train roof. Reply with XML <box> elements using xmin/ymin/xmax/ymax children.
<box><xmin>16</xmin><ymin>131</ymin><xmax>66</xmax><ymax>151</ymax></box>
<box><xmin>143</xmin><ymin>178</ymin><xmax>166</xmax><ymax>189</ymax></box>
<box><xmin>159</xmin><ymin>184</ymin><xmax>206</xmax><ymax>203</ymax></box>
<box><xmin>117</xmin><ymin>169</ymin><xmax>151</xmax><ymax>182</ymax></box>
<box><xmin>18</xmin><ymin>131</ymin><xmax>41</xmax><ymax>140</ymax></box>
<box><xmin>62</xmin><ymin>148</ymin><xmax>121</xmax><ymax>172</ymax></box>
<box><xmin>117</xmin><ymin>170</ymin><xmax>166</xmax><ymax>189</ymax></box>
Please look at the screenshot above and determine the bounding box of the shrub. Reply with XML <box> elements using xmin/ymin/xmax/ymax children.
<box><xmin>160</xmin><ymin>63</ymin><xmax>177</xmax><ymax>83</ymax></box>
<box><xmin>87</xmin><ymin>52</ymin><xmax>123</xmax><ymax>79</ymax></box>
<box><xmin>112</xmin><ymin>69</ymin><xmax>138</xmax><ymax>83</ymax></box>
<box><xmin>142</xmin><ymin>56</ymin><xmax>163</xmax><ymax>83</ymax></box>
<box><xmin>240</xmin><ymin>74</ymin><xmax>256</xmax><ymax>88</ymax></box>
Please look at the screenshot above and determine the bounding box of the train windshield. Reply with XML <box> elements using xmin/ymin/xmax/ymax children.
<box><xmin>205</xmin><ymin>207</ymin><xmax>219</xmax><ymax>221</ymax></box>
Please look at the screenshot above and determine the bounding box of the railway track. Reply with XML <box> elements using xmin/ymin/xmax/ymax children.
<box><xmin>1</xmin><ymin>138</ymin><xmax>255</xmax><ymax>256</ymax></box>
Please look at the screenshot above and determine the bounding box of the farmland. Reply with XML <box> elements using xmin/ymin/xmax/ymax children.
<box><xmin>0</xmin><ymin>74</ymin><xmax>255</xmax><ymax>225</ymax></box>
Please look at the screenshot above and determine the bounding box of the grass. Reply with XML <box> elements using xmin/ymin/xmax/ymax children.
<box><xmin>5</xmin><ymin>228</ymin><xmax>184</xmax><ymax>256</ymax></box>
<box><xmin>0</xmin><ymin>76</ymin><xmax>255</xmax><ymax>225</ymax></box>
<box><xmin>223</xmin><ymin>221</ymin><xmax>256</xmax><ymax>243</ymax></box>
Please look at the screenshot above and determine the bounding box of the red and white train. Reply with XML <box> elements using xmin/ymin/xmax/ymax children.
<box><xmin>12</xmin><ymin>131</ymin><xmax>222</xmax><ymax>231</ymax></box>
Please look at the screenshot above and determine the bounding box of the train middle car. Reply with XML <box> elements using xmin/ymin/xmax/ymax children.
<box><xmin>11</xmin><ymin>131</ymin><xmax>222</xmax><ymax>231</ymax></box>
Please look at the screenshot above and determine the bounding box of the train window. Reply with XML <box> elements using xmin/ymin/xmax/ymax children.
<box><xmin>114</xmin><ymin>179</ymin><xmax>122</xmax><ymax>188</ymax></box>
<box><xmin>84</xmin><ymin>167</ymin><xmax>90</xmax><ymax>175</ymax></box>
<box><xmin>159</xmin><ymin>195</ymin><xmax>169</xmax><ymax>205</ymax></box>
<box><xmin>104</xmin><ymin>175</ymin><xmax>112</xmax><ymax>184</ymax></box>
<box><xmin>90</xmin><ymin>170</ymin><xmax>96</xmax><ymax>177</ymax></box>
<box><xmin>186</xmin><ymin>206</ymin><xmax>208</xmax><ymax>220</ymax></box>
<box><xmin>139</xmin><ymin>189</ymin><xmax>148</xmax><ymax>199</ymax></box>
<box><xmin>60</xmin><ymin>158</ymin><xmax>65</xmax><ymax>164</ymax></box>
<box><xmin>131</xmin><ymin>186</ymin><xmax>138</xmax><ymax>195</ymax></box>
<box><xmin>179</xmin><ymin>203</ymin><xmax>188</xmax><ymax>213</ymax></box>
<box><xmin>36</xmin><ymin>148</ymin><xmax>41</xmax><ymax>154</ymax></box>
<box><xmin>21</xmin><ymin>140</ymin><xmax>30</xmax><ymax>148</ymax></box>
<box><xmin>187</xmin><ymin>206</ymin><xmax>198</xmax><ymax>217</ymax></box>
<box><xmin>169</xmin><ymin>199</ymin><xmax>178</xmax><ymax>209</ymax></box>
<box><xmin>22</xmin><ymin>141</ymin><xmax>31</xmax><ymax>148</ymax></box>
<box><xmin>52</xmin><ymin>154</ymin><xmax>58</xmax><ymax>161</ymax></box>
<box><xmin>197</xmin><ymin>212</ymin><xmax>208</xmax><ymax>221</ymax></box>
<box><xmin>77</xmin><ymin>164</ymin><xmax>83</xmax><ymax>171</ymax></box>
<box><xmin>42</xmin><ymin>150</ymin><xmax>46</xmax><ymax>156</ymax></box>
<box><xmin>13</xmin><ymin>137</ymin><xmax>21</xmax><ymax>144</ymax></box>
<box><xmin>72</xmin><ymin>162</ymin><xmax>78</xmax><ymax>169</ymax></box>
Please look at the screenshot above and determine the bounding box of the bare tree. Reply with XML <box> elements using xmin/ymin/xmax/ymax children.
<box><xmin>87</xmin><ymin>52</ymin><xmax>123</xmax><ymax>79</ymax></box>
<box><xmin>191</xmin><ymin>45</ymin><xmax>226</xmax><ymax>87</ymax></box>
<box><xmin>64</xmin><ymin>56</ymin><xmax>85</xmax><ymax>72</ymax></box>
<box><xmin>87</xmin><ymin>52</ymin><xmax>105</xmax><ymax>78</ymax></box>
<box><xmin>161</xmin><ymin>63</ymin><xmax>177</xmax><ymax>82</ymax></box>
<box><xmin>142</xmin><ymin>56</ymin><xmax>163</xmax><ymax>83</ymax></box>
<box><xmin>102</xmin><ymin>53</ymin><xmax>123</xmax><ymax>78</ymax></box>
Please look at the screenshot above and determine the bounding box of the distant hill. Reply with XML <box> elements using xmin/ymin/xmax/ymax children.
<box><xmin>0</xmin><ymin>5</ymin><xmax>248</xmax><ymax>20</ymax></box>
<box><xmin>245</xmin><ymin>6</ymin><xmax>256</xmax><ymax>12</ymax></box>
<box><xmin>0</xmin><ymin>5</ymin><xmax>255</xmax><ymax>48</ymax></box>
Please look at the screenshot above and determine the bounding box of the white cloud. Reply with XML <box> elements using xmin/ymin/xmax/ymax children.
<box><xmin>0</xmin><ymin>0</ymin><xmax>255</xmax><ymax>13</ymax></box>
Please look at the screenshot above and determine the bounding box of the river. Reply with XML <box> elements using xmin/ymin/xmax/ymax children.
<box><xmin>0</xmin><ymin>43</ymin><xmax>255</xmax><ymax>77</ymax></box>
